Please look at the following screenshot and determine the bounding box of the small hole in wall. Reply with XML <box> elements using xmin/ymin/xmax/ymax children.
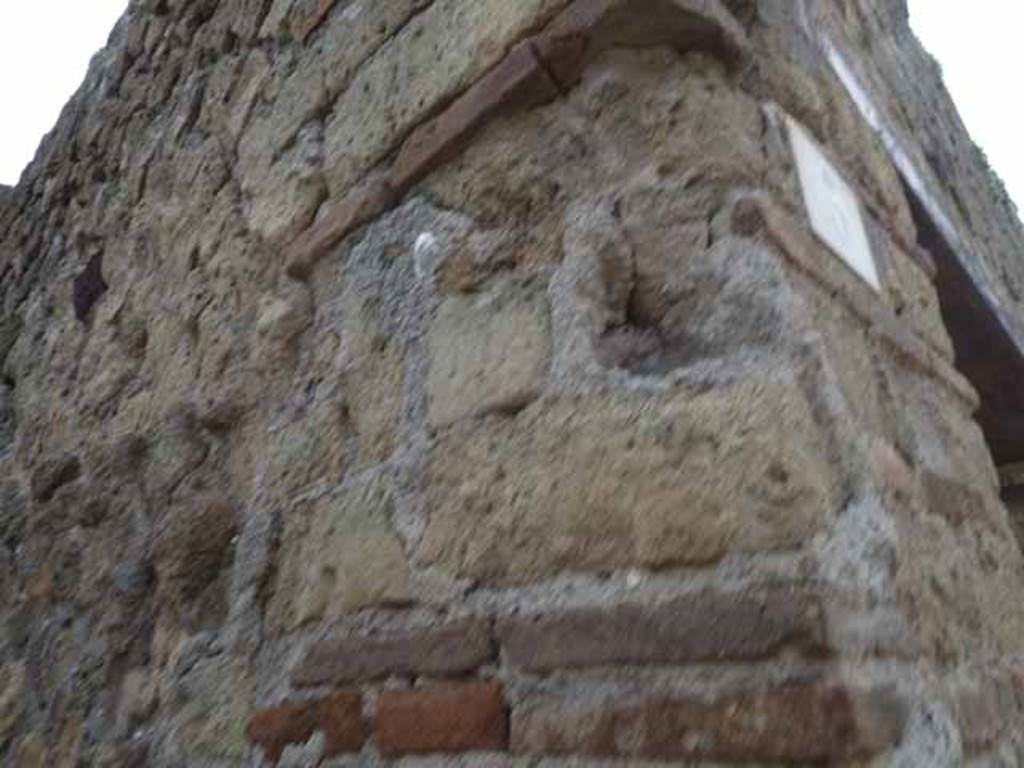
<box><xmin>767</xmin><ymin>462</ymin><xmax>790</xmax><ymax>486</ymax></box>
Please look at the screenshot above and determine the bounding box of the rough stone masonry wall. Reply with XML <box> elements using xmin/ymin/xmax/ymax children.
<box><xmin>1</xmin><ymin>0</ymin><xmax>1024</xmax><ymax>765</ymax></box>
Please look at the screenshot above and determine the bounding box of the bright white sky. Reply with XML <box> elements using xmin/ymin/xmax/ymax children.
<box><xmin>0</xmin><ymin>1</ymin><xmax>128</xmax><ymax>185</ymax></box>
<box><xmin>0</xmin><ymin>1</ymin><xmax>1021</xmax><ymax>216</ymax></box>
<box><xmin>908</xmin><ymin>1</ymin><xmax>1024</xmax><ymax>214</ymax></box>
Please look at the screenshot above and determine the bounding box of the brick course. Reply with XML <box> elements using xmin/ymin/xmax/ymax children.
<box><xmin>497</xmin><ymin>587</ymin><xmax>828</xmax><ymax>672</ymax></box>
<box><xmin>246</xmin><ymin>692</ymin><xmax>364</xmax><ymax>762</ymax></box>
<box><xmin>512</xmin><ymin>682</ymin><xmax>907</xmax><ymax>761</ymax></box>
<box><xmin>376</xmin><ymin>680</ymin><xmax>507</xmax><ymax>756</ymax></box>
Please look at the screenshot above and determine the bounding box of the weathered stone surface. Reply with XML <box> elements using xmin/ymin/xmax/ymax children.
<box><xmin>285</xmin><ymin>178</ymin><xmax>395</xmax><ymax>278</ymax></box>
<box><xmin>171</xmin><ymin>655</ymin><xmax>255</xmax><ymax>761</ymax></box>
<box><xmin>293</xmin><ymin>619</ymin><xmax>494</xmax><ymax>686</ymax></box>
<box><xmin>417</xmin><ymin>373</ymin><xmax>835</xmax><ymax>584</ymax></box>
<box><xmin>4</xmin><ymin>0</ymin><xmax>1024</xmax><ymax>762</ymax></box>
<box><xmin>377</xmin><ymin>681</ymin><xmax>507</xmax><ymax>756</ymax></box>
<box><xmin>534</xmin><ymin>0</ymin><xmax>749</xmax><ymax>90</ymax></box>
<box><xmin>921</xmin><ymin>470</ymin><xmax>999</xmax><ymax>531</ymax></box>
<box><xmin>954</xmin><ymin>677</ymin><xmax>1020</xmax><ymax>753</ymax></box>
<box><xmin>512</xmin><ymin>682</ymin><xmax>907</xmax><ymax>761</ymax></box>
<box><xmin>72</xmin><ymin>253</ymin><xmax>107</xmax><ymax>322</ymax></box>
<box><xmin>0</xmin><ymin>663</ymin><xmax>27</xmax><ymax>742</ymax></box>
<box><xmin>268</xmin><ymin>475</ymin><xmax>411</xmax><ymax>631</ymax></box>
<box><xmin>427</xmin><ymin>280</ymin><xmax>551</xmax><ymax>427</ymax></box>
<box><xmin>29</xmin><ymin>453</ymin><xmax>81</xmax><ymax>503</ymax></box>
<box><xmin>154</xmin><ymin>495</ymin><xmax>238</xmax><ymax>609</ymax></box>
<box><xmin>246</xmin><ymin>691</ymin><xmax>364</xmax><ymax>763</ymax></box>
<box><xmin>390</xmin><ymin>42</ymin><xmax>560</xmax><ymax>193</ymax></box>
<box><xmin>323</xmin><ymin>0</ymin><xmax>570</xmax><ymax>196</ymax></box>
<box><xmin>498</xmin><ymin>587</ymin><xmax>827</xmax><ymax>672</ymax></box>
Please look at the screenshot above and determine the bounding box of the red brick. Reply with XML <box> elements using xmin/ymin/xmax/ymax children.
<box><xmin>317</xmin><ymin>692</ymin><xmax>367</xmax><ymax>756</ymax></box>
<box><xmin>497</xmin><ymin>587</ymin><xmax>827</xmax><ymax>673</ymax></box>
<box><xmin>390</xmin><ymin>42</ymin><xmax>560</xmax><ymax>194</ymax></box>
<box><xmin>246</xmin><ymin>692</ymin><xmax>364</xmax><ymax>762</ymax></box>
<box><xmin>512</xmin><ymin>682</ymin><xmax>907</xmax><ymax>761</ymax></box>
<box><xmin>284</xmin><ymin>178</ymin><xmax>395</xmax><ymax>278</ymax></box>
<box><xmin>376</xmin><ymin>680</ymin><xmax>507</xmax><ymax>756</ymax></box>
<box><xmin>292</xmin><ymin>619</ymin><xmax>494</xmax><ymax>687</ymax></box>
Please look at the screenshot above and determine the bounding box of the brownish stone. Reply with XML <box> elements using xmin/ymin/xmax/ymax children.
<box><xmin>512</xmin><ymin>682</ymin><xmax>907</xmax><ymax>761</ymax></box>
<box><xmin>497</xmin><ymin>587</ymin><xmax>828</xmax><ymax>673</ymax></box>
<box><xmin>295</xmin><ymin>0</ymin><xmax>337</xmax><ymax>42</ymax></box>
<box><xmin>533</xmin><ymin>0</ymin><xmax>748</xmax><ymax>90</ymax></box>
<box><xmin>390</xmin><ymin>42</ymin><xmax>560</xmax><ymax>194</ymax></box>
<box><xmin>285</xmin><ymin>178</ymin><xmax>396</xmax><ymax>278</ymax></box>
<box><xmin>738</xmin><ymin>195</ymin><xmax>979</xmax><ymax>410</ymax></box>
<box><xmin>376</xmin><ymin>681</ymin><xmax>507</xmax><ymax>756</ymax></box>
<box><xmin>246</xmin><ymin>692</ymin><xmax>364</xmax><ymax>762</ymax></box>
<box><xmin>292</xmin><ymin>619</ymin><xmax>494</xmax><ymax>687</ymax></box>
<box><xmin>921</xmin><ymin>470</ymin><xmax>996</xmax><ymax>531</ymax></box>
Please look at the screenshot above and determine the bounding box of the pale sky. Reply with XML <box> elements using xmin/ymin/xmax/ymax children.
<box><xmin>0</xmin><ymin>1</ymin><xmax>1022</xmax><ymax>219</ymax></box>
<box><xmin>908</xmin><ymin>1</ymin><xmax>1024</xmax><ymax>215</ymax></box>
<box><xmin>0</xmin><ymin>1</ymin><xmax>128</xmax><ymax>185</ymax></box>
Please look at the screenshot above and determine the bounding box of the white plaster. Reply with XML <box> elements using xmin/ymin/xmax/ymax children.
<box><xmin>413</xmin><ymin>231</ymin><xmax>439</xmax><ymax>280</ymax></box>
<box><xmin>786</xmin><ymin>115</ymin><xmax>880</xmax><ymax>291</ymax></box>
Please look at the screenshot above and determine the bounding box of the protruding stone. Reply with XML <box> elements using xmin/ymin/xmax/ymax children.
<box><xmin>285</xmin><ymin>178</ymin><xmax>395</xmax><ymax>278</ymax></box>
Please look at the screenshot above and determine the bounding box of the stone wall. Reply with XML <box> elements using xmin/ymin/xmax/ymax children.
<box><xmin>1</xmin><ymin>0</ymin><xmax>1023</xmax><ymax>765</ymax></box>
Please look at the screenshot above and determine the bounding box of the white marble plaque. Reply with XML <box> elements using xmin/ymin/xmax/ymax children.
<box><xmin>787</xmin><ymin>116</ymin><xmax>880</xmax><ymax>291</ymax></box>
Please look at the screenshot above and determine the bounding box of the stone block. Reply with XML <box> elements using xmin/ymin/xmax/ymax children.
<box><xmin>293</xmin><ymin>619</ymin><xmax>494</xmax><ymax>686</ymax></box>
<box><xmin>285</xmin><ymin>178</ymin><xmax>395</xmax><ymax>278</ymax></box>
<box><xmin>512</xmin><ymin>682</ymin><xmax>907</xmax><ymax>761</ymax></box>
<box><xmin>416</xmin><ymin>373</ymin><xmax>834</xmax><ymax>584</ymax></box>
<box><xmin>427</xmin><ymin>281</ymin><xmax>551</xmax><ymax>428</ymax></box>
<box><xmin>390</xmin><ymin>42</ymin><xmax>560</xmax><ymax>193</ymax></box>
<box><xmin>268</xmin><ymin>475</ymin><xmax>411</xmax><ymax>631</ymax></box>
<box><xmin>376</xmin><ymin>681</ymin><xmax>507</xmax><ymax>756</ymax></box>
<box><xmin>497</xmin><ymin>587</ymin><xmax>827</xmax><ymax>672</ymax></box>
<box><xmin>323</xmin><ymin>0</ymin><xmax>570</xmax><ymax>196</ymax></box>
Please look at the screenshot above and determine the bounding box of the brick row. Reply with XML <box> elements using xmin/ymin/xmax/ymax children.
<box><xmin>246</xmin><ymin>681</ymin><xmax>507</xmax><ymax>761</ymax></box>
<box><xmin>497</xmin><ymin>586</ymin><xmax>829</xmax><ymax>672</ymax></box>
<box><xmin>512</xmin><ymin>682</ymin><xmax>907</xmax><ymax>762</ymax></box>
<box><xmin>292</xmin><ymin>587</ymin><xmax>830</xmax><ymax>688</ymax></box>
<box><xmin>292</xmin><ymin>618</ymin><xmax>494</xmax><ymax>687</ymax></box>
<box><xmin>248</xmin><ymin>678</ymin><xmax>909</xmax><ymax>763</ymax></box>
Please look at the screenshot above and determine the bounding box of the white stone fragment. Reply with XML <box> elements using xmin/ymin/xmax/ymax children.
<box><xmin>787</xmin><ymin>115</ymin><xmax>880</xmax><ymax>291</ymax></box>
